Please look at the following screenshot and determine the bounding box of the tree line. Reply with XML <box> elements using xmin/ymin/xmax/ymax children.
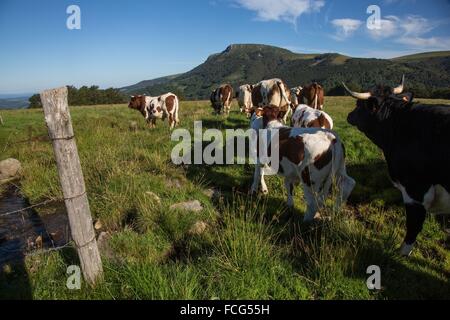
<box><xmin>29</xmin><ymin>86</ymin><xmax>127</xmax><ymax>108</ymax></box>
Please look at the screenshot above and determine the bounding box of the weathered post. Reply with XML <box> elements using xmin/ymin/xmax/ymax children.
<box><xmin>0</xmin><ymin>114</ymin><xmax>4</xmax><ymax>125</ymax></box>
<box><xmin>40</xmin><ymin>87</ymin><xmax>103</xmax><ymax>286</ymax></box>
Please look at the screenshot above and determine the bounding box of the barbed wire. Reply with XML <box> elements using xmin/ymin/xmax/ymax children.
<box><xmin>0</xmin><ymin>198</ymin><xmax>56</xmax><ymax>217</ymax></box>
<box><xmin>0</xmin><ymin>242</ymin><xmax>72</xmax><ymax>256</ymax></box>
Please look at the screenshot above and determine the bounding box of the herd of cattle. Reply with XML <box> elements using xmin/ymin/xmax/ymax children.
<box><xmin>128</xmin><ymin>76</ymin><xmax>449</xmax><ymax>257</ymax></box>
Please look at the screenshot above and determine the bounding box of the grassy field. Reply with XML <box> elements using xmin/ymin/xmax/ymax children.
<box><xmin>0</xmin><ymin>97</ymin><xmax>449</xmax><ymax>300</ymax></box>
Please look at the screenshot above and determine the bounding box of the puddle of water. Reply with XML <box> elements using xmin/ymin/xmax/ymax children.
<box><xmin>0</xmin><ymin>186</ymin><xmax>70</xmax><ymax>266</ymax></box>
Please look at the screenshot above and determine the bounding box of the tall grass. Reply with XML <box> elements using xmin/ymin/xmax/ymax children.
<box><xmin>0</xmin><ymin>98</ymin><xmax>449</xmax><ymax>299</ymax></box>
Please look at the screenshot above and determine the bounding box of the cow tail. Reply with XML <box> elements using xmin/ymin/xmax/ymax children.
<box><xmin>276</xmin><ymin>80</ymin><xmax>292</xmax><ymax>121</ymax></box>
<box><xmin>314</xmin><ymin>92</ymin><xmax>318</xmax><ymax>109</ymax></box>
<box><xmin>227</xmin><ymin>88</ymin><xmax>232</xmax><ymax>106</ymax></box>
<box><xmin>331</xmin><ymin>136</ymin><xmax>355</xmax><ymax>209</ymax></box>
<box><xmin>175</xmin><ymin>95</ymin><xmax>180</xmax><ymax>124</ymax></box>
<box><xmin>276</xmin><ymin>80</ymin><xmax>291</xmax><ymax>108</ymax></box>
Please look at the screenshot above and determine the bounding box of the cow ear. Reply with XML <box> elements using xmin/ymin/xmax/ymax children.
<box><xmin>130</xmin><ymin>95</ymin><xmax>135</xmax><ymax>98</ymax></box>
<box><xmin>401</xmin><ymin>93</ymin><xmax>413</xmax><ymax>104</ymax></box>
<box><xmin>255</xmin><ymin>108</ymin><xmax>264</xmax><ymax>117</ymax></box>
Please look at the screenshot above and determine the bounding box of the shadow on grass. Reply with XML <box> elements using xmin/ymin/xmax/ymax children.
<box><xmin>273</xmin><ymin>216</ymin><xmax>450</xmax><ymax>299</ymax></box>
<box><xmin>347</xmin><ymin>160</ymin><xmax>402</xmax><ymax>206</ymax></box>
<box><xmin>350</xmin><ymin>240</ymin><xmax>450</xmax><ymax>299</ymax></box>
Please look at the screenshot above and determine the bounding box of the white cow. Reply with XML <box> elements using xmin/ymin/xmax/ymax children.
<box><xmin>237</xmin><ymin>84</ymin><xmax>254</xmax><ymax>117</ymax></box>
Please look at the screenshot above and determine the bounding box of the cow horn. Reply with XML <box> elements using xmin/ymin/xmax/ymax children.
<box><xmin>393</xmin><ymin>75</ymin><xmax>405</xmax><ymax>95</ymax></box>
<box><xmin>342</xmin><ymin>82</ymin><xmax>371</xmax><ymax>100</ymax></box>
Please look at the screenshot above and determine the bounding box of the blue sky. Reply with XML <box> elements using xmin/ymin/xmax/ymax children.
<box><xmin>0</xmin><ymin>0</ymin><xmax>449</xmax><ymax>94</ymax></box>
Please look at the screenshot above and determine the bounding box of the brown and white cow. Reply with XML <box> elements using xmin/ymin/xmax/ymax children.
<box><xmin>291</xmin><ymin>105</ymin><xmax>334</xmax><ymax>130</ymax></box>
<box><xmin>250</xmin><ymin>106</ymin><xmax>355</xmax><ymax>222</ymax></box>
<box><xmin>210</xmin><ymin>84</ymin><xmax>234</xmax><ymax>115</ymax></box>
<box><xmin>252</xmin><ymin>79</ymin><xmax>292</xmax><ymax>124</ymax></box>
<box><xmin>299</xmin><ymin>83</ymin><xmax>325</xmax><ymax>110</ymax></box>
<box><xmin>236</xmin><ymin>84</ymin><xmax>254</xmax><ymax>117</ymax></box>
<box><xmin>128</xmin><ymin>93</ymin><xmax>180</xmax><ymax>129</ymax></box>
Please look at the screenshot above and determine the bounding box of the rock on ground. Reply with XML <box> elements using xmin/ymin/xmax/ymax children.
<box><xmin>203</xmin><ymin>188</ymin><xmax>222</xmax><ymax>199</ymax></box>
<box><xmin>188</xmin><ymin>221</ymin><xmax>209</xmax><ymax>235</ymax></box>
<box><xmin>166</xmin><ymin>178</ymin><xmax>183</xmax><ymax>189</ymax></box>
<box><xmin>170</xmin><ymin>200</ymin><xmax>203</xmax><ymax>213</ymax></box>
<box><xmin>94</xmin><ymin>219</ymin><xmax>103</xmax><ymax>231</ymax></box>
<box><xmin>0</xmin><ymin>158</ymin><xmax>22</xmax><ymax>181</ymax></box>
<box><xmin>97</xmin><ymin>231</ymin><xmax>116</xmax><ymax>260</ymax></box>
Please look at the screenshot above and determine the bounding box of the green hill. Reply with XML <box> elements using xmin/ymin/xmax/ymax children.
<box><xmin>392</xmin><ymin>51</ymin><xmax>450</xmax><ymax>61</ymax></box>
<box><xmin>122</xmin><ymin>44</ymin><xmax>450</xmax><ymax>99</ymax></box>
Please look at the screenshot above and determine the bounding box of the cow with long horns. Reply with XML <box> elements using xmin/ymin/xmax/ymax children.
<box><xmin>343</xmin><ymin>76</ymin><xmax>450</xmax><ymax>256</ymax></box>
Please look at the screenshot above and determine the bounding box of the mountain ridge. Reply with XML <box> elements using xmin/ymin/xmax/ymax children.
<box><xmin>120</xmin><ymin>44</ymin><xmax>449</xmax><ymax>99</ymax></box>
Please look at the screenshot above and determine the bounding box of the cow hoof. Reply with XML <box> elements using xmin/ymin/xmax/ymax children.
<box><xmin>399</xmin><ymin>243</ymin><xmax>413</xmax><ymax>257</ymax></box>
<box><xmin>303</xmin><ymin>212</ymin><xmax>322</xmax><ymax>223</ymax></box>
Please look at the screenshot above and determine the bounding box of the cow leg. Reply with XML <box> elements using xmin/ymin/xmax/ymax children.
<box><xmin>175</xmin><ymin>107</ymin><xmax>180</xmax><ymax>126</ymax></box>
<box><xmin>152</xmin><ymin>118</ymin><xmax>157</xmax><ymax>128</ymax></box>
<box><xmin>336</xmin><ymin>174</ymin><xmax>356</xmax><ymax>208</ymax></box>
<box><xmin>251</xmin><ymin>165</ymin><xmax>268</xmax><ymax>195</ymax></box>
<box><xmin>260</xmin><ymin>166</ymin><xmax>269</xmax><ymax>194</ymax></box>
<box><xmin>302</xmin><ymin>185</ymin><xmax>319</xmax><ymax>222</ymax></box>
<box><xmin>400</xmin><ymin>203</ymin><xmax>427</xmax><ymax>256</ymax></box>
<box><xmin>251</xmin><ymin>165</ymin><xmax>261</xmax><ymax>194</ymax></box>
<box><xmin>285</xmin><ymin>179</ymin><xmax>294</xmax><ymax>208</ymax></box>
<box><xmin>168</xmin><ymin>113</ymin><xmax>174</xmax><ymax>130</ymax></box>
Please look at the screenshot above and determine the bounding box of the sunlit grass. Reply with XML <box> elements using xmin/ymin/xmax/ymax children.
<box><xmin>0</xmin><ymin>97</ymin><xmax>449</xmax><ymax>299</ymax></box>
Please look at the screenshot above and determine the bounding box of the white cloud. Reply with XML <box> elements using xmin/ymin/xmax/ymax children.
<box><xmin>401</xmin><ymin>15</ymin><xmax>435</xmax><ymax>36</ymax></box>
<box><xmin>331</xmin><ymin>15</ymin><xmax>450</xmax><ymax>51</ymax></box>
<box><xmin>367</xmin><ymin>16</ymin><xmax>399</xmax><ymax>39</ymax></box>
<box><xmin>397</xmin><ymin>36</ymin><xmax>450</xmax><ymax>49</ymax></box>
<box><xmin>362</xmin><ymin>14</ymin><xmax>450</xmax><ymax>50</ymax></box>
<box><xmin>331</xmin><ymin>19</ymin><xmax>363</xmax><ymax>40</ymax></box>
<box><xmin>234</xmin><ymin>0</ymin><xmax>325</xmax><ymax>28</ymax></box>
<box><xmin>367</xmin><ymin>15</ymin><xmax>437</xmax><ymax>40</ymax></box>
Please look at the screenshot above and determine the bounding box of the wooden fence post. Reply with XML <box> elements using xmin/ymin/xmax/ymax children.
<box><xmin>40</xmin><ymin>87</ymin><xmax>103</xmax><ymax>286</ymax></box>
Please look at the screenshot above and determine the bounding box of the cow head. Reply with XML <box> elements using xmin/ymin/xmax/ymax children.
<box><xmin>291</xmin><ymin>86</ymin><xmax>303</xmax><ymax>96</ymax></box>
<box><xmin>345</xmin><ymin>75</ymin><xmax>413</xmax><ymax>143</ymax></box>
<box><xmin>128</xmin><ymin>95</ymin><xmax>147</xmax><ymax>116</ymax></box>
